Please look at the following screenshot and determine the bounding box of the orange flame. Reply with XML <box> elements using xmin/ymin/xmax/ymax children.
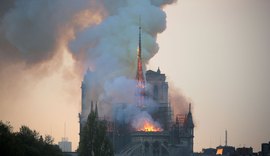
<box><xmin>138</xmin><ymin>120</ymin><xmax>162</xmax><ymax>132</ymax></box>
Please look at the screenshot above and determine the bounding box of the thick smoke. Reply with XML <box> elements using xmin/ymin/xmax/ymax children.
<box><xmin>0</xmin><ymin>0</ymin><xmax>184</xmax><ymax>131</ymax></box>
<box><xmin>70</xmin><ymin>0</ymin><xmax>177</xmax><ymax>129</ymax></box>
<box><xmin>0</xmin><ymin>0</ymin><xmax>176</xmax><ymax>82</ymax></box>
<box><xmin>70</xmin><ymin>0</ymin><xmax>167</xmax><ymax>73</ymax></box>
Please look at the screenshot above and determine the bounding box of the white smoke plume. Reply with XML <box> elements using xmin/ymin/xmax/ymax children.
<box><xmin>70</xmin><ymin>0</ymin><xmax>172</xmax><ymax>123</ymax></box>
<box><xmin>69</xmin><ymin>0</ymin><xmax>178</xmax><ymax>129</ymax></box>
<box><xmin>70</xmin><ymin>1</ymin><xmax>168</xmax><ymax>74</ymax></box>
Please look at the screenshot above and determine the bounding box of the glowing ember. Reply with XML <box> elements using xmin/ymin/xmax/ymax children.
<box><xmin>138</xmin><ymin>120</ymin><xmax>162</xmax><ymax>132</ymax></box>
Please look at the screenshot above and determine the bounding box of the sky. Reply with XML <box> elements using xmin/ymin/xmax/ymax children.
<box><xmin>151</xmin><ymin>0</ymin><xmax>270</xmax><ymax>151</ymax></box>
<box><xmin>0</xmin><ymin>0</ymin><xmax>270</xmax><ymax>152</ymax></box>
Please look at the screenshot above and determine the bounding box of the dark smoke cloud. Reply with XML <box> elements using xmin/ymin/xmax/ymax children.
<box><xmin>0</xmin><ymin>0</ymin><xmax>105</xmax><ymax>66</ymax></box>
<box><xmin>0</xmin><ymin>0</ymin><xmax>15</xmax><ymax>18</ymax></box>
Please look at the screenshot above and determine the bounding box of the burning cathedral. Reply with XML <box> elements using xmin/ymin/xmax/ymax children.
<box><xmin>79</xmin><ymin>25</ymin><xmax>194</xmax><ymax>156</ymax></box>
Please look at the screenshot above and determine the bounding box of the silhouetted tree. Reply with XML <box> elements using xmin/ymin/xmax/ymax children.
<box><xmin>0</xmin><ymin>121</ymin><xmax>17</xmax><ymax>156</ymax></box>
<box><xmin>78</xmin><ymin>111</ymin><xmax>114</xmax><ymax>156</ymax></box>
<box><xmin>0</xmin><ymin>121</ymin><xmax>63</xmax><ymax>156</ymax></box>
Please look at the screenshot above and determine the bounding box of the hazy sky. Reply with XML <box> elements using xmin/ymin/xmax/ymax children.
<box><xmin>0</xmin><ymin>0</ymin><xmax>270</xmax><ymax>152</ymax></box>
<box><xmin>151</xmin><ymin>0</ymin><xmax>270</xmax><ymax>151</ymax></box>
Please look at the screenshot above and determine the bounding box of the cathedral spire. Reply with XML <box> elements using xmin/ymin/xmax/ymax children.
<box><xmin>157</xmin><ymin>67</ymin><xmax>161</xmax><ymax>74</ymax></box>
<box><xmin>136</xmin><ymin>19</ymin><xmax>145</xmax><ymax>107</ymax></box>
<box><xmin>138</xmin><ymin>17</ymin><xmax>142</xmax><ymax>59</ymax></box>
<box><xmin>189</xmin><ymin>103</ymin><xmax>191</xmax><ymax>113</ymax></box>
<box><xmin>136</xmin><ymin>17</ymin><xmax>143</xmax><ymax>80</ymax></box>
<box><xmin>186</xmin><ymin>103</ymin><xmax>194</xmax><ymax>128</ymax></box>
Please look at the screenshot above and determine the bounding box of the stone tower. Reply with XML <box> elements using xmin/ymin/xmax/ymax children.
<box><xmin>145</xmin><ymin>68</ymin><xmax>171</xmax><ymax>130</ymax></box>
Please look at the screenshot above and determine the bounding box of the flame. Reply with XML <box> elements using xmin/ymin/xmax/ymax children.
<box><xmin>216</xmin><ymin>148</ymin><xmax>223</xmax><ymax>155</ymax></box>
<box><xmin>138</xmin><ymin>119</ymin><xmax>162</xmax><ymax>132</ymax></box>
